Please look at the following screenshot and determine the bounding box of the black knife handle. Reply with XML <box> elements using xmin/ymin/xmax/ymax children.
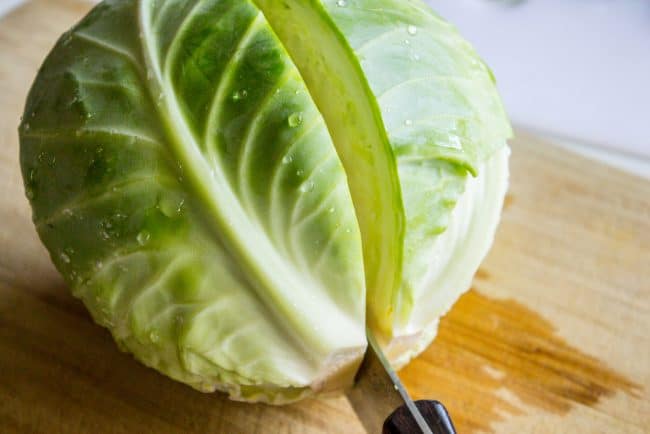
<box><xmin>382</xmin><ymin>400</ymin><xmax>456</xmax><ymax>434</ymax></box>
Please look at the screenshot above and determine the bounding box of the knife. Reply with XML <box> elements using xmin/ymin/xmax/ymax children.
<box><xmin>346</xmin><ymin>330</ymin><xmax>456</xmax><ymax>434</ymax></box>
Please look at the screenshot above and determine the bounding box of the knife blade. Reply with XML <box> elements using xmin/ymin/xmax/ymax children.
<box><xmin>346</xmin><ymin>329</ymin><xmax>455</xmax><ymax>434</ymax></box>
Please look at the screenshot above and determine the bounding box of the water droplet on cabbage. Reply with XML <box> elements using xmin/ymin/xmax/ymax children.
<box><xmin>337</xmin><ymin>0</ymin><xmax>347</xmax><ymax>6</ymax></box>
<box><xmin>60</xmin><ymin>252</ymin><xmax>71</xmax><ymax>263</ymax></box>
<box><xmin>232</xmin><ymin>89</ymin><xmax>248</xmax><ymax>101</ymax></box>
<box><xmin>98</xmin><ymin>214</ymin><xmax>127</xmax><ymax>241</ymax></box>
<box><xmin>288</xmin><ymin>112</ymin><xmax>303</xmax><ymax>128</ymax></box>
<box><xmin>407</xmin><ymin>25</ymin><xmax>418</xmax><ymax>36</ymax></box>
<box><xmin>159</xmin><ymin>195</ymin><xmax>185</xmax><ymax>217</ymax></box>
<box><xmin>296</xmin><ymin>169</ymin><xmax>304</xmax><ymax>177</ymax></box>
<box><xmin>137</xmin><ymin>230</ymin><xmax>151</xmax><ymax>246</ymax></box>
<box><xmin>282</xmin><ymin>154</ymin><xmax>293</xmax><ymax>164</ymax></box>
<box><xmin>299</xmin><ymin>181</ymin><xmax>314</xmax><ymax>193</ymax></box>
<box><xmin>404</xmin><ymin>119</ymin><xmax>413</xmax><ymax>126</ymax></box>
<box><xmin>149</xmin><ymin>330</ymin><xmax>160</xmax><ymax>343</ymax></box>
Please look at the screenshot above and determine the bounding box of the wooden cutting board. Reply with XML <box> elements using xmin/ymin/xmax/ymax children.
<box><xmin>1</xmin><ymin>1</ymin><xmax>648</xmax><ymax>433</ymax></box>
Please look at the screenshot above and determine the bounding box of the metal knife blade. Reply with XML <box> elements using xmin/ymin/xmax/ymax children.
<box><xmin>346</xmin><ymin>329</ymin><xmax>433</xmax><ymax>434</ymax></box>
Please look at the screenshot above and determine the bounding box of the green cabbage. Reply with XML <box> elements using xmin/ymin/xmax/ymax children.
<box><xmin>19</xmin><ymin>0</ymin><xmax>511</xmax><ymax>403</ymax></box>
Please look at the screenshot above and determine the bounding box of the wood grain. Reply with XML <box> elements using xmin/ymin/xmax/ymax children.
<box><xmin>1</xmin><ymin>1</ymin><xmax>648</xmax><ymax>433</ymax></box>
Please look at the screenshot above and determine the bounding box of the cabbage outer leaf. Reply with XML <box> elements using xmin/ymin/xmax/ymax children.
<box><xmin>20</xmin><ymin>0</ymin><xmax>366</xmax><ymax>403</ymax></box>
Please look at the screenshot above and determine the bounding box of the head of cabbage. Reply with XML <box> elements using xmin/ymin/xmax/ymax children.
<box><xmin>19</xmin><ymin>0</ymin><xmax>511</xmax><ymax>404</ymax></box>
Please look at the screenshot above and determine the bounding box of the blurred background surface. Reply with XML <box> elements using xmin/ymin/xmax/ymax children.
<box><xmin>426</xmin><ymin>0</ymin><xmax>650</xmax><ymax>178</ymax></box>
<box><xmin>2</xmin><ymin>0</ymin><xmax>648</xmax><ymax>177</ymax></box>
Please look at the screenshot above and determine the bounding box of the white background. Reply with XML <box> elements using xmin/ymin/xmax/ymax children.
<box><xmin>427</xmin><ymin>0</ymin><xmax>650</xmax><ymax>178</ymax></box>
